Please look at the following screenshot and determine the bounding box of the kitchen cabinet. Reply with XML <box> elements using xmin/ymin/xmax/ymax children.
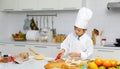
<box><xmin>58</xmin><ymin>0</ymin><xmax>82</xmax><ymax>10</ymax></box>
<box><xmin>0</xmin><ymin>0</ymin><xmax>82</xmax><ymax>11</ymax></box>
<box><xmin>0</xmin><ymin>0</ymin><xmax>58</xmax><ymax>11</ymax></box>
<box><xmin>0</xmin><ymin>0</ymin><xmax>18</xmax><ymax>11</ymax></box>
<box><xmin>18</xmin><ymin>0</ymin><xmax>38</xmax><ymax>10</ymax></box>
<box><xmin>92</xmin><ymin>48</ymin><xmax>120</xmax><ymax>61</ymax></box>
<box><xmin>38</xmin><ymin>0</ymin><xmax>58</xmax><ymax>10</ymax></box>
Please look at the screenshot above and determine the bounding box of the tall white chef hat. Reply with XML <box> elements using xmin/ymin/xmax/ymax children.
<box><xmin>74</xmin><ymin>7</ymin><xmax>93</xmax><ymax>29</ymax></box>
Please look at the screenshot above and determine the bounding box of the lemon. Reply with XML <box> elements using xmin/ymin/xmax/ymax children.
<box><xmin>88</xmin><ymin>61</ymin><xmax>98</xmax><ymax>69</ymax></box>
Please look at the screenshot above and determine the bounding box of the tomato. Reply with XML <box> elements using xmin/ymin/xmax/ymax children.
<box><xmin>103</xmin><ymin>60</ymin><xmax>111</xmax><ymax>68</ymax></box>
<box><xmin>94</xmin><ymin>57</ymin><xmax>103</xmax><ymax>66</ymax></box>
<box><xmin>110</xmin><ymin>60</ymin><xmax>117</xmax><ymax>67</ymax></box>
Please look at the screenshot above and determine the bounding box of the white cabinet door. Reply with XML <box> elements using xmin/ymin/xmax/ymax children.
<box><xmin>114</xmin><ymin>50</ymin><xmax>120</xmax><ymax>61</ymax></box>
<box><xmin>38</xmin><ymin>0</ymin><xmax>58</xmax><ymax>10</ymax></box>
<box><xmin>58</xmin><ymin>0</ymin><xmax>82</xmax><ymax>10</ymax></box>
<box><xmin>0</xmin><ymin>0</ymin><xmax>18</xmax><ymax>11</ymax></box>
<box><xmin>92</xmin><ymin>48</ymin><xmax>119</xmax><ymax>60</ymax></box>
<box><xmin>18</xmin><ymin>0</ymin><xmax>38</xmax><ymax>10</ymax></box>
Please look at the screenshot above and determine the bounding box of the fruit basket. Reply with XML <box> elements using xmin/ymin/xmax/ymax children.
<box><xmin>13</xmin><ymin>37</ymin><xmax>26</xmax><ymax>41</ymax></box>
<box><xmin>12</xmin><ymin>31</ymin><xmax>26</xmax><ymax>41</ymax></box>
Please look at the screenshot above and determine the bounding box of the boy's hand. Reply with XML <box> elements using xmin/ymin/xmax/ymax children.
<box><xmin>69</xmin><ymin>52</ymin><xmax>81</xmax><ymax>58</ymax></box>
<box><xmin>58</xmin><ymin>49</ymin><xmax>65</xmax><ymax>54</ymax></box>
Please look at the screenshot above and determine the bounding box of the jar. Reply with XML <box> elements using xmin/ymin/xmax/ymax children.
<box><xmin>3</xmin><ymin>55</ymin><xmax>8</xmax><ymax>63</ymax></box>
<box><xmin>101</xmin><ymin>38</ymin><xmax>106</xmax><ymax>46</ymax></box>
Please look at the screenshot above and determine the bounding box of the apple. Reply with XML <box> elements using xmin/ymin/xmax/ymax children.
<box><xmin>98</xmin><ymin>66</ymin><xmax>106</xmax><ymax>69</ymax></box>
<box><xmin>108</xmin><ymin>67</ymin><xmax>116</xmax><ymax>69</ymax></box>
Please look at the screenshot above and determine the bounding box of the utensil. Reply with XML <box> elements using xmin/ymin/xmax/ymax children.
<box><xmin>51</xmin><ymin>16</ymin><xmax>56</xmax><ymax>35</ymax></box>
<box><xmin>42</xmin><ymin>16</ymin><xmax>48</xmax><ymax>32</ymax></box>
<box><xmin>55</xmin><ymin>53</ymin><xmax>62</xmax><ymax>61</ymax></box>
<box><xmin>23</xmin><ymin>17</ymin><xmax>30</xmax><ymax>31</ymax></box>
<box><xmin>39</xmin><ymin>16</ymin><xmax>42</xmax><ymax>32</ymax></box>
<box><xmin>8</xmin><ymin>56</ymin><xmax>20</xmax><ymax>64</ymax></box>
<box><xmin>29</xmin><ymin>48</ymin><xmax>44</xmax><ymax>60</ymax></box>
<box><xmin>29</xmin><ymin>48</ymin><xmax>39</xmax><ymax>55</ymax></box>
<box><xmin>35</xmin><ymin>16</ymin><xmax>38</xmax><ymax>28</ymax></box>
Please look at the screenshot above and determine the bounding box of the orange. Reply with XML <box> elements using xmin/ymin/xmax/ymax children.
<box><xmin>103</xmin><ymin>60</ymin><xmax>111</xmax><ymax>68</ymax></box>
<box><xmin>94</xmin><ymin>57</ymin><xmax>103</xmax><ymax>66</ymax></box>
<box><xmin>110</xmin><ymin>60</ymin><xmax>118</xmax><ymax>67</ymax></box>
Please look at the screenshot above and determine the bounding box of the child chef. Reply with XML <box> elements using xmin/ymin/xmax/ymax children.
<box><xmin>57</xmin><ymin>7</ymin><xmax>94</xmax><ymax>60</ymax></box>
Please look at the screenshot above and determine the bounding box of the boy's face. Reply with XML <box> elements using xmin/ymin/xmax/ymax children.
<box><xmin>74</xmin><ymin>26</ymin><xmax>86</xmax><ymax>36</ymax></box>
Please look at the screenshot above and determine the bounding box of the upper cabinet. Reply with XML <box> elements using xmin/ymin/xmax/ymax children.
<box><xmin>59</xmin><ymin>0</ymin><xmax>82</xmax><ymax>10</ymax></box>
<box><xmin>0</xmin><ymin>0</ymin><xmax>82</xmax><ymax>11</ymax></box>
<box><xmin>0</xmin><ymin>0</ymin><xmax>18</xmax><ymax>11</ymax></box>
<box><xmin>38</xmin><ymin>0</ymin><xmax>58</xmax><ymax>10</ymax></box>
<box><xmin>18</xmin><ymin>0</ymin><xmax>38</xmax><ymax>10</ymax></box>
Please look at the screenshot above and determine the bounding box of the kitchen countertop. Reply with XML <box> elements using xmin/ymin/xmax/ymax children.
<box><xmin>0</xmin><ymin>57</ymin><xmax>53</xmax><ymax>69</ymax></box>
<box><xmin>0</xmin><ymin>40</ymin><xmax>61</xmax><ymax>46</ymax></box>
<box><xmin>0</xmin><ymin>40</ymin><xmax>120</xmax><ymax>50</ymax></box>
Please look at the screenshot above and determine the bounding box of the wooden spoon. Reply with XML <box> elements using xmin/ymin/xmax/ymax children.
<box><xmin>29</xmin><ymin>48</ymin><xmax>44</xmax><ymax>60</ymax></box>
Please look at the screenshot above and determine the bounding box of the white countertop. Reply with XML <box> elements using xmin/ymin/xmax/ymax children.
<box><xmin>0</xmin><ymin>57</ymin><xmax>53</xmax><ymax>69</ymax></box>
<box><xmin>0</xmin><ymin>40</ymin><xmax>61</xmax><ymax>46</ymax></box>
<box><xmin>0</xmin><ymin>40</ymin><xmax>120</xmax><ymax>49</ymax></box>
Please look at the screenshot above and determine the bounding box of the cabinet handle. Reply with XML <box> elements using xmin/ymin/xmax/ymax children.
<box><xmin>3</xmin><ymin>9</ymin><xmax>14</xmax><ymax>11</ymax></box>
<box><xmin>98</xmin><ymin>50</ymin><xmax>114</xmax><ymax>52</ymax></box>
<box><xmin>22</xmin><ymin>9</ymin><xmax>33</xmax><ymax>11</ymax></box>
<box><xmin>14</xmin><ymin>45</ymin><xmax>25</xmax><ymax>47</ymax></box>
<box><xmin>62</xmin><ymin>7</ymin><xmax>77</xmax><ymax>10</ymax></box>
<box><xmin>41</xmin><ymin>8</ymin><xmax>54</xmax><ymax>10</ymax></box>
<box><xmin>35</xmin><ymin>46</ymin><xmax>47</xmax><ymax>48</ymax></box>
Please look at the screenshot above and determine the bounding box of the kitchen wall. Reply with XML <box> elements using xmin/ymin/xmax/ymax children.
<box><xmin>0</xmin><ymin>0</ymin><xmax>120</xmax><ymax>43</ymax></box>
<box><xmin>0</xmin><ymin>11</ymin><xmax>77</xmax><ymax>41</ymax></box>
<box><xmin>87</xmin><ymin>0</ymin><xmax>120</xmax><ymax>43</ymax></box>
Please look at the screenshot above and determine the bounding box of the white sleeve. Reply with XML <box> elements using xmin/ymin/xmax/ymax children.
<box><xmin>81</xmin><ymin>39</ymin><xmax>94</xmax><ymax>60</ymax></box>
<box><xmin>60</xmin><ymin>34</ymin><xmax>70</xmax><ymax>56</ymax></box>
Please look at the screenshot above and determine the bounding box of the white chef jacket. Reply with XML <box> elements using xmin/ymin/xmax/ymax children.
<box><xmin>60</xmin><ymin>32</ymin><xmax>93</xmax><ymax>60</ymax></box>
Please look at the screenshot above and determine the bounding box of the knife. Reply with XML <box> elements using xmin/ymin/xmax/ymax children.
<box><xmin>55</xmin><ymin>53</ymin><xmax>62</xmax><ymax>61</ymax></box>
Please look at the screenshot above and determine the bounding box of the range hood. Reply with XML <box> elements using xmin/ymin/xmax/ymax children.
<box><xmin>107</xmin><ymin>2</ymin><xmax>120</xmax><ymax>10</ymax></box>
